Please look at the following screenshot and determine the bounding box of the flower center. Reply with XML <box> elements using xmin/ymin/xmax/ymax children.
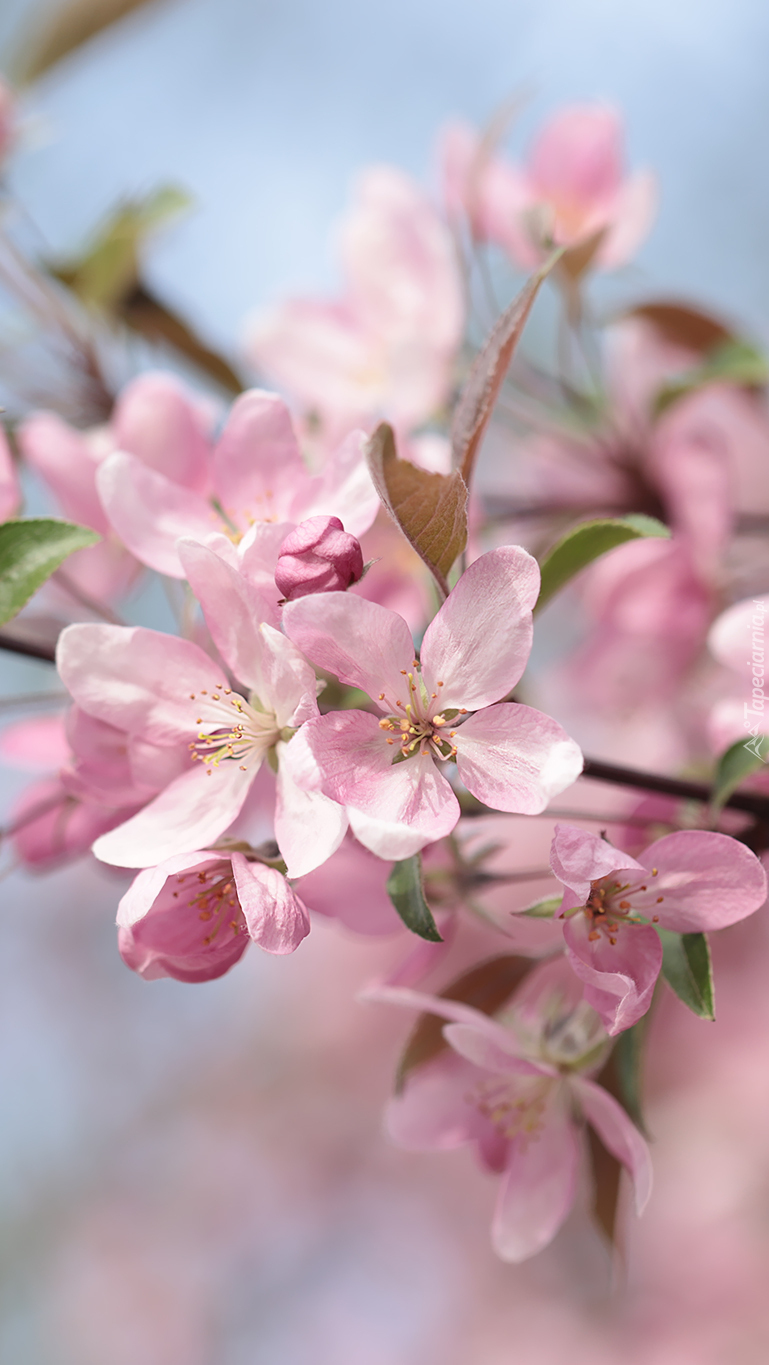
<box><xmin>469</xmin><ymin>1074</ymin><xmax>553</xmax><ymax>1145</ymax></box>
<box><xmin>584</xmin><ymin>869</ymin><xmax>664</xmax><ymax>945</ymax></box>
<box><xmin>186</xmin><ymin>685</ymin><xmax>280</xmax><ymax>774</ymax></box>
<box><xmin>173</xmin><ymin>864</ymin><xmax>246</xmax><ymax>946</ymax></box>
<box><xmin>376</xmin><ymin>666</ymin><xmax>467</xmax><ymax>762</ymax></box>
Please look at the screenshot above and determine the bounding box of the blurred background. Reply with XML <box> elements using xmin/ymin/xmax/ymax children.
<box><xmin>2</xmin><ymin>1</ymin><xmax>769</xmax><ymax>1360</ymax></box>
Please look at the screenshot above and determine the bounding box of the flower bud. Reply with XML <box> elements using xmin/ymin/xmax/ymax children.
<box><xmin>275</xmin><ymin>515</ymin><xmax>364</xmax><ymax>602</ymax></box>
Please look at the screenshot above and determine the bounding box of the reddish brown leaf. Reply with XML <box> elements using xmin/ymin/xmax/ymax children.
<box><xmin>623</xmin><ymin>301</ymin><xmax>732</xmax><ymax>354</ymax></box>
<box><xmin>395</xmin><ymin>953</ymin><xmax>536</xmax><ymax>1091</ymax></box>
<box><xmin>366</xmin><ymin>423</ymin><xmax>467</xmax><ymax>597</ymax></box>
<box><xmin>450</xmin><ymin>257</ymin><xmax>558</xmax><ymax>487</ymax></box>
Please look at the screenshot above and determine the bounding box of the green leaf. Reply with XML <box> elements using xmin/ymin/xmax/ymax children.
<box><xmin>610</xmin><ymin>1020</ymin><xmax>649</xmax><ymax>1135</ymax></box>
<box><xmin>659</xmin><ymin>929</ymin><xmax>715</xmax><ymax>1020</ymax></box>
<box><xmin>366</xmin><ymin>423</ymin><xmax>468</xmax><ymax>597</ymax></box>
<box><xmin>0</xmin><ymin>519</ymin><xmax>100</xmax><ymax>626</ymax></box>
<box><xmin>654</xmin><ymin>339</ymin><xmax>769</xmax><ymax>415</ymax></box>
<box><xmin>535</xmin><ymin>514</ymin><xmax>671</xmax><ymax>614</ymax></box>
<box><xmin>54</xmin><ymin>185</ymin><xmax>191</xmax><ymax>313</ymax></box>
<box><xmin>386</xmin><ymin>854</ymin><xmax>443</xmax><ymax>943</ymax></box>
<box><xmin>520</xmin><ymin>894</ymin><xmax>562</xmax><ymax>918</ymax></box>
<box><xmin>396</xmin><ymin>953</ymin><xmax>536</xmax><ymax>1090</ymax></box>
<box><xmin>711</xmin><ymin>737</ymin><xmax>766</xmax><ymax>813</ymax></box>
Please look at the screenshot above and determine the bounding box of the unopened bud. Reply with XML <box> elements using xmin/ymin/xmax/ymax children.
<box><xmin>275</xmin><ymin>515</ymin><xmax>364</xmax><ymax>602</ymax></box>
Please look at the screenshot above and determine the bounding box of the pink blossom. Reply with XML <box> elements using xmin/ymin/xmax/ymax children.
<box><xmin>442</xmin><ymin>105</ymin><xmax>656</xmax><ymax>272</ymax></box>
<box><xmin>0</xmin><ymin>709</ymin><xmax>163</xmax><ymax>870</ymax></box>
<box><xmin>550</xmin><ymin>824</ymin><xmax>768</xmax><ymax>1034</ymax></box>
<box><xmin>368</xmin><ymin>957</ymin><xmax>651</xmax><ymax>1261</ymax></box>
<box><xmin>117</xmin><ymin>850</ymin><xmax>310</xmax><ymax>983</ymax></box>
<box><xmin>56</xmin><ymin>558</ymin><xmax>346</xmax><ymax>875</ymax></box>
<box><xmin>245</xmin><ymin>167</ymin><xmax>463</xmax><ymax>437</ymax></box>
<box><xmin>283</xmin><ymin>547</ymin><xmax>583</xmax><ymax>860</ymax></box>
<box><xmin>97</xmin><ymin>388</ymin><xmax>377</xmax><ymax>585</ymax></box>
<box><xmin>18</xmin><ymin>372</ymin><xmax>214</xmax><ymax>599</ymax></box>
<box><xmin>275</xmin><ymin>515</ymin><xmax>364</xmax><ymax>602</ymax></box>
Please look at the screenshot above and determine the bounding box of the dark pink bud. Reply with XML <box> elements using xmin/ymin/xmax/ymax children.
<box><xmin>275</xmin><ymin>515</ymin><xmax>364</xmax><ymax>602</ymax></box>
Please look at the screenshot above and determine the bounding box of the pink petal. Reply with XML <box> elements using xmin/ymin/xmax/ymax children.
<box><xmin>283</xmin><ymin>592</ymin><xmax>415</xmax><ymax>711</ymax></box>
<box><xmin>213</xmin><ymin>389</ymin><xmax>304</xmax><ymax>524</ymax></box>
<box><xmin>598</xmin><ymin>168</ymin><xmax>657</xmax><ymax>269</ymax></box>
<box><xmin>294</xmin><ymin>428</ymin><xmax>380</xmax><ymax>539</ymax></box>
<box><xmin>529</xmin><ymin>105</ymin><xmax>623</xmax><ymax>208</ymax></box>
<box><xmin>246</xmin><ymin>300</ymin><xmax>376</xmax><ymax>421</ymax></box>
<box><xmin>238</xmin><ymin>520</ymin><xmax>295</xmax><ymax>581</ymax></box>
<box><xmin>453</xmin><ymin>703</ymin><xmax>583</xmax><ymax>813</ymax></box>
<box><xmin>111</xmin><ymin>372</ymin><xmax>212</xmax><ymax>493</ymax></box>
<box><xmin>341</xmin><ymin>166</ymin><xmax>463</xmax><ymax>354</ymax></box>
<box><xmin>550</xmin><ymin>823</ymin><xmax>644</xmax><ymax>905</ymax></box>
<box><xmin>294</xmin><ymin>835</ymin><xmax>397</xmax><ymax>936</ymax></box>
<box><xmin>295</xmin><ymin>710</ymin><xmax>460</xmax><ymax>853</ymax></box>
<box><xmin>57</xmin><ymin>623</ymin><xmax>223</xmax><ymax>745</ymax></box>
<box><xmin>116</xmin><ymin>850</ymin><xmax>221</xmax><ymax>928</ymax></box>
<box><xmin>420</xmin><ymin>547</ymin><xmax>540</xmax><ymax>710</ymax></box>
<box><xmin>346</xmin><ymin>807</ymin><xmax>438</xmax><ymax>861</ymax></box>
<box><xmin>492</xmin><ymin>1089</ymin><xmax>580</xmax><ymax>1262</ymax></box>
<box><xmin>386</xmin><ymin>1052</ymin><xmax>488</xmax><ymax>1151</ymax></box>
<box><xmin>572</xmin><ymin>1076</ymin><xmax>653</xmax><ymax>1214</ymax></box>
<box><xmin>274</xmin><ymin>738</ymin><xmax>348</xmax><ymax>878</ymax></box>
<box><xmin>562</xmin><ymin>914</ymin><xmax>661</xmax><ymax>1035</ymax></box>
<box><xmin>97</xmin><ymin>451</ymin><xmax>216</xmax><ymax>577</ymax></box>
<box><xmin>93</xmin><ymin>758</ymin><xmax>252</xmax><ymax>867</ymax></box>
<box><xmin>230</xmin><ymin>854</ymin><xmax>310</xmax><ymax>954</ymax></box>
<box><xmin>638</xmin><ymin>829</ymin><xmax>768</xmax><ymax>931</ymax></box>
<box><xmin>19</xmin><ymin>412</ymin><xmax>108</xmax><ymax>531</ymax></box>
<box><xmin>443</xmin><ymin>1023</ymin><xmax>554</xmax><ymax>1078</ymax></box>
<box><xmin>177</xmin><ymin>539</ymin><xmax>282</xmax><ymax>686</ymax></box>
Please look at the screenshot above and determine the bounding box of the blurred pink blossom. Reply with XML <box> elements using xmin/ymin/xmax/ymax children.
<box><xmin>371</xmin><ymin>957</ymin><xmax>651</xmax><ymax>1261</ymax></box>
<box><xmin>18</xmin><ymin>371</ymin><xmax>214</xmax><ymax>600</ymax></box>
<box><xmin>245</xmin><ymin>166</ymin><xmax>464</xmax><ymax>439</ymax></box>
<box><xmin>442</xmin><ymin>105</ymin><xmax>656</xmax><ymax>271</ymax></box>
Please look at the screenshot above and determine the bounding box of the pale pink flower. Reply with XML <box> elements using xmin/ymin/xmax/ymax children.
<box><xmin>368</xmin><ymin>957</ymin><xmax>652</xmax><ymax>1262</ymax></box>
<box><xmin>283</xmin><ymin>546</ymin><xmax>583</xmax><ymax>860</ymax></box>
<box><xmin>0</xmin><ymin>708</ymin><xmax>165</xmax><ymax>870</ymax></box>
<box><xmin>442</xmin><ymin>105</ymin><xmax>656</xmax><ymax>271</ymax></box>
<box><xmin>117</xmin><ymin>850</ymin><xmax>310</xmax><ymax>982</ymax></box>
<box><xmin>245</xmin><ymin>167</ymin><xmax>463</xmax><ymax>437</ymax></box>
<box><xmin>18</xmin><ymin>371</ymin><xmax>213</xmax><ymax>599</ymax></box>
<box><xmin>550</xmin><ymin>824</ymin><xmax>768</xmax><ymax>1034</ymax></box>
<box><xmin>97</xmin><ymin>388</ymin><xmax>377</xmax><ymax>584</ymax></box>
<box><xmin>56</xmin><ymin>553</ymin><xmax>346</xmax><ymax>875</ymax></box>
<box><xmin>275</xmin><ymin>515</ymin><xmax>363</xmax><ymax>602</ymax></box>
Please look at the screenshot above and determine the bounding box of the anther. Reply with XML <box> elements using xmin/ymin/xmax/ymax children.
<box><xmin>656</xmin><ymin>896</ymin><xmax>663</xmax><ymax>903</ymax></box>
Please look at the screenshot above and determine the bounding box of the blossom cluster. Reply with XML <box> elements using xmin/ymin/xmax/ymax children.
<box><xmin>0</xmin><ymin>88</ymin><xmax>767</xmax><ymax>1268</ymax></box>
